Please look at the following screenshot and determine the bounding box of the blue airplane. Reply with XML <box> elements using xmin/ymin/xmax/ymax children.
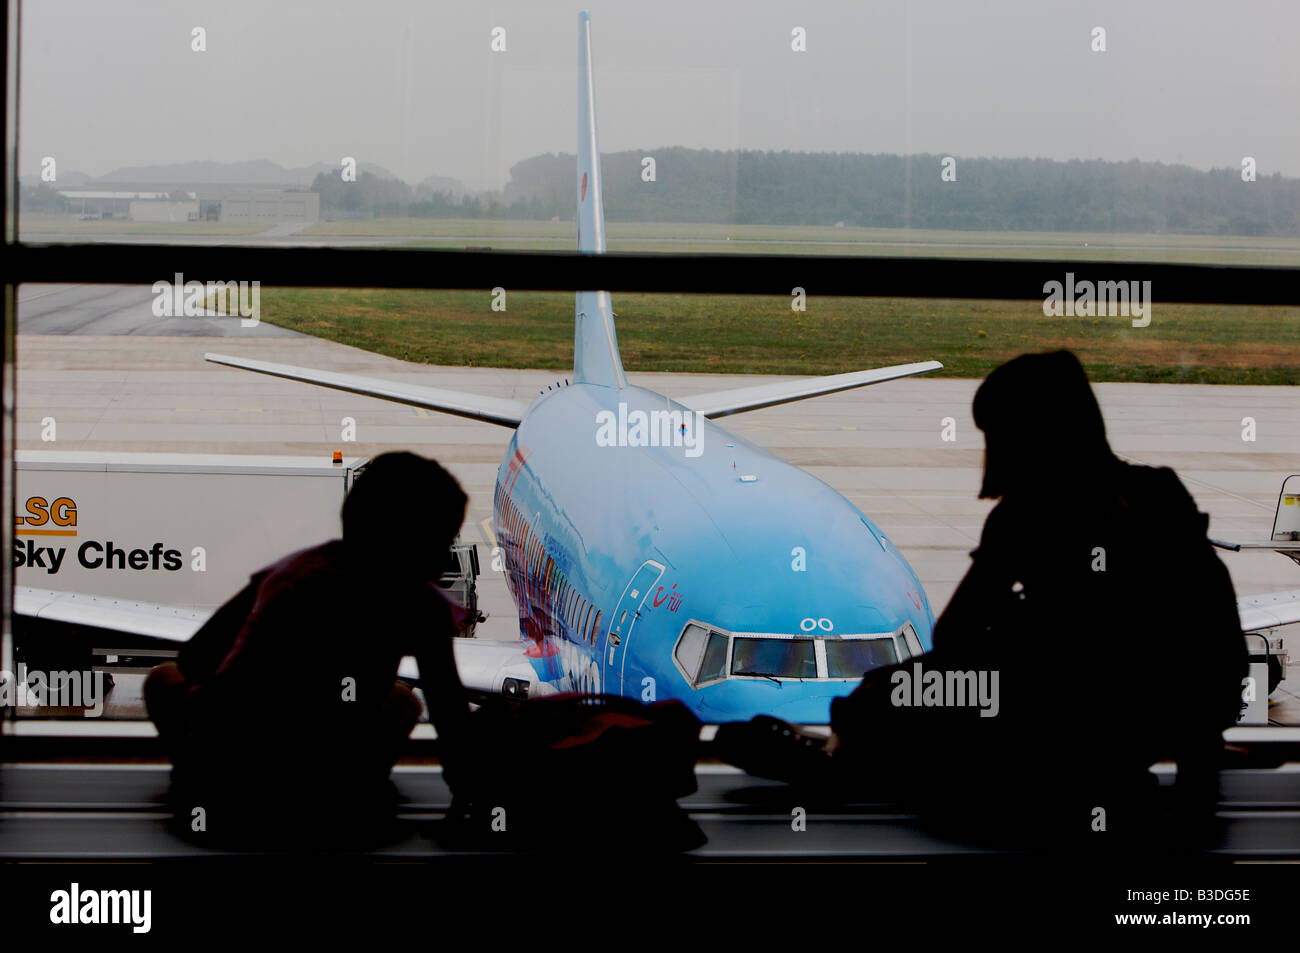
<box><xmin>203</xmin><ymin>11</ymin><xmax>943</xmax><ymax>723</ymax></box>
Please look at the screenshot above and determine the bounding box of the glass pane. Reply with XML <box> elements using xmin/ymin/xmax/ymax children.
<box><xmin>674</xmin><ymin>623</ymin><xmax>708</xmax><ymax>679</ymax></box>
<box><xmin>698</xmin><ymin>632</ymin><xmax>730</xmax><ymax>684</ymax></box>
<box><xmin>731</xmin><ymin>638</ymin><xmax>817</xmax><ymax>680</ymax></box>
<box><xmin>825</xmin><ymin>639</ymin><xmax>898</xmax><ymax>678</ymax></box>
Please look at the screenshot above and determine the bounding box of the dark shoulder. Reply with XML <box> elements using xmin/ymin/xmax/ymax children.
<box><xmin>1112</xmin><ymin>463</ymin><xmax>1208</xmax><ymax>538</ymax></box>
<box><xmin>261</xmin><ymin>540</ymin><xmax>346</xmax><ymax>582</ymax></box>
<box><xmin>973</xmin><ymin>498</ymin><xmax>1027</xmax><ymax>558</ymax></box>
<box><xmin>1114</xmin><ymin>463</ymin><xmax>1198</xmax><ymax>512</ymax></box>
<box><xmin>250</xmin><ymin>540</ymin><xmax>348</xmax><ymax>609</ymax></box>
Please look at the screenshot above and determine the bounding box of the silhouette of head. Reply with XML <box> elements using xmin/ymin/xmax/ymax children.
<box><xmin>973</xmin><ymin>351</ymin><xmax>1115</xmax><ymax>499</ymax></box>
<box><xmin>342</xmin><ymin>452</ymin><xmax>467</xmax><ymax>579</ymax></box>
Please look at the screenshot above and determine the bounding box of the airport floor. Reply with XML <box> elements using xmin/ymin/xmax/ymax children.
<box><xmin>3</xmin><ymin>759</ymin><xmax>1299</xmax><ymax>861</ymax></box>
<box><xmin>13</xmin><ymin>285</ymin><xmax>1300</xmax><ymax>722</ymax></box>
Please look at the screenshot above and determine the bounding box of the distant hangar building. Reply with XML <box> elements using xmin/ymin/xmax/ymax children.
<box><xmin>215</xmin><ymin>189</ymin><xmax>320</xmax><ymax>223</ymax></box>
<box><xmin>56</xmin><ymin>185</ymin><xmax>319</xmax><ymax>224</ymax></box>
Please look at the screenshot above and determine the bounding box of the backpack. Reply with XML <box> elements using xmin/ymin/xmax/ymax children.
<box><xmin>440</xmin><ymin>694</ymin><xmax>706</xmax><ymax>853</ymax></box>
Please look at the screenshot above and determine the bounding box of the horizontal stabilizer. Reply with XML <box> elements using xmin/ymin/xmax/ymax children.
<box><xmin>205</xmin><ymin>353</ymin><xmax>528</xmax><ymax>428</ymax></box>
<box><xmin>680</xmin><ymin>361</ymin><xmax>943</xmax><ymax>419</ymax></box>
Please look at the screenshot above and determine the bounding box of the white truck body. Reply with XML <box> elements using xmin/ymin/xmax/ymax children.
<box><xmin>15</xmin><ymin>451</ymin><xmax>367</xmax><ymax>609</ymax></box>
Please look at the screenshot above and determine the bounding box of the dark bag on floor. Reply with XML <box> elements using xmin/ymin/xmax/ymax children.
<box><xmin>443</xmin><ymin>694</ymin><xmax>705</xmax><ymax>852</ymax></box>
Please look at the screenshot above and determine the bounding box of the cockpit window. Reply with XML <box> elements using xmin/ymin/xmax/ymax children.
<box><xmin>825</xmin><ymin>638</ymin><xmax>897</xmax><ymax>677</ymax></box>
<box><xmin>673</xmin><ymin>622</ymin><xmax>914</xmax><ymax>686</ymax></box>
<box><xmin>674</xmin><ymin>623</ymin><xmax>708</xmax><ymax>677</ymax></box>
<box><xmin>731</xmin><ymin>637</ymin><xmax>817</xmax><ymax>679</ymax></box>
<box><xmin>697</xmin><ymin>631</ymin><xmax>730</xmax><ymax>683</ymax></box>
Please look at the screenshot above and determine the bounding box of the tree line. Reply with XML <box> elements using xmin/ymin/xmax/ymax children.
<box><xmin>24</xmin><ymin>148</ymin><xmax>1299</xmax><ymax>236</ymax></box>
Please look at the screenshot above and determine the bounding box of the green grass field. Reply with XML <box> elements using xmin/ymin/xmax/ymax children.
<box><xmin>300</xmin><ymin>218</ymin><xmax>1300</xmax><ymax>266</ymax></box>
<box><xmin>245</xmin><ymin>288</ymin><xmax>1300</xmax><ymax>385</ymax></box>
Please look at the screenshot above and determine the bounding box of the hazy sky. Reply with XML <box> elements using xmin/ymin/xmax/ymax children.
<box><xmin>18</xmin><ymin>0</ymin><xmax>1300</xmax><ymax>190</ymax></box>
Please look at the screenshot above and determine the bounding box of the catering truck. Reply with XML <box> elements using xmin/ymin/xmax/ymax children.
<box><xmin>14</xmin><ymin>451</ymin><xmax>481</xmax><ymax>667</ymax></box>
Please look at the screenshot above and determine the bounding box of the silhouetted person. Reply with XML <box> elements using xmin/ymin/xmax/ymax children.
<box><xmin>145</xmin><ymin>451</ymin><xmax>471</xmax><ymax>844</ymax></box>
<box><xmin>828</xmin><ymin>351</ymin><xmax>1246</xmax><ymax>842</ymax></box>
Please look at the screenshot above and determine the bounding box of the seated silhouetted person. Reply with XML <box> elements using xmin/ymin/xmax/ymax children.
<box><xmin>145</xmin><ymin>451</ymin><xmax>471</xmax><ymax>845</ymax></box>
<box><xmin>829</xmin><ymin>351</ymin><xmax>1246</xmax><ymax>842</ymax></box>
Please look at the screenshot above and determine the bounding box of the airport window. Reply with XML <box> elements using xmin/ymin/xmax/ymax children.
<box><xmin>6</xmin><ymin>7</ymin><xmax>1300</xmax><ymax>893</ymax></box>
<box><xmin>731</xmin><ymin>638</ymin><xmax>818</xmax><ymax>680</ymax></box>
<box><xmin>825</xmin><ymin>638</ymin><xmax>898</xmax><ymax>678</ymax></box>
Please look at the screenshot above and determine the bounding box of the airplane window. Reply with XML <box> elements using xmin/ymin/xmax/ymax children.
<box><xmin>731</xmin><ymin>638</ymin><xmax>817</xmax><ymax>680</ymax></box>
<box><xmin>697</xmin><ymin>632</ymin><xmax>730</xmax><ymax>684</ymax></box>
<box><xmin>825</xmin><ymin>638</ymin><xmax>898</xmax><ymax>678</ymax></box>
<box><xmin>590</xmin><ymin>611</ymin><xmax>601</xmax><ymax>646</ymax></box>
<box><xmin>674</xmin><ymin>624</ymin><xmax>709</xmax><ymax>680</ymax></box>
<box><xmin>902</xmin><ymin>626</ymin><xmax>924</xmax><ymax>657</ymax></box>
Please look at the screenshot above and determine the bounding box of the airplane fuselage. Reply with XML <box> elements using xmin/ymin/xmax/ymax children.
<box><xmin>493</xmin><ymin>380</ymin><xmax>936</xmax><ymax>723</ymax></box>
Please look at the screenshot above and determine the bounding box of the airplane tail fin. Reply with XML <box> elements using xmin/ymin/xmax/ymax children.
<box><xmin>574</xmin><ymin>11</ymin><xmax>627</xmax><ymax>389</ymax></box>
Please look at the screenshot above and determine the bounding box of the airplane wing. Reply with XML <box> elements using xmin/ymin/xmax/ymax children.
<box><xmin>15</xmin><ymin>586</ymin><xmax>535</xmax><ymax>696</ymax></box>
<box><xmin>679</xmin><ymin>361</ymin><xmax>944</xmax><ymax>419</ymax></box>
<box><xmin>1238</xmin><ymin>588</ymin><xmax>1300</xmax><ymax>632</ymax></box>
<box><xmin>402</xmin><ymin>640</ymin><xmax>541</xmax><ymax>698</ymax></box>
<box><xmin>15</xmin><ymin>586</ymin><xmax>207</xmax><ymax>642</ymax></box>
<box><xmin>204</xmin><ymin>353</ymin><xmax>528</xmax><ymax>428</ymax></box>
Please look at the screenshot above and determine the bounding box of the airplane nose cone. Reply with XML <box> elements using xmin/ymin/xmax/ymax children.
<box><xmin>761</xmin><ymin>692</ymin><xmax>848</xmax><ymax>724</ymax></box>
<box><xmin>700</xmin><ymin>688</ymin><xmax>853</xmax><ymax>725</ymax></box>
